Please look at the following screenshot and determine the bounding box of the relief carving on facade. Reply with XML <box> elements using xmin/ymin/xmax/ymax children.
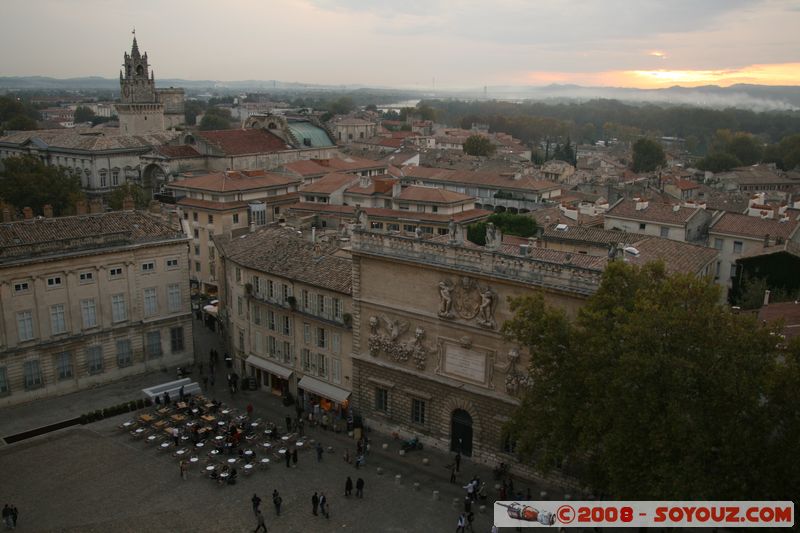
<box><xmin>437</xmin><ymin>277</ymin><xmax>498</xmax><ymax>329</ymax></box>
<box><xmin>499</xmin><ymin>348</ymin><xmax>532</xmax><ymax>397</ymax></box>
<box><xmin>367</xmin><ymin>315</ymin><xmax>431</xmax><ymax>370</ymax></box>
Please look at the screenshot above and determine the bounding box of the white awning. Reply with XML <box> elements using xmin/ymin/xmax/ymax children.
<box><xmin>298</xmin><ymin>375</ymin><xmax>351</xmax><ymax>404</ymax></box>
<box><xmin>203</xmin><ymin>304</ymin><xmax>218</xmax><ymax>316</ymax></box>
<box><xmin>245</xmin><ymin>355</ymin><xmax>293</xmax><ymax>379</ymax></box>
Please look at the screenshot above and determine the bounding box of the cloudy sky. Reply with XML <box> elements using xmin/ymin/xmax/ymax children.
<box><xmin>1</xmin><ymin>0</ymin><xmax>799</xmax><ymax>89</ymax></box>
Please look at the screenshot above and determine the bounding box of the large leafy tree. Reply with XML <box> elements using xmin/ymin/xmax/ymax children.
<box><xmin>108</xmin><ymin>182</ymin><xmax>148</xmax><ymax>210</ymax></box>
<box><xmin>0</xmin><ymin>155</ymin><xmax>84</xmax><ymax>215</ymax></box>
<box><xmin>199</xmin><ymin>107</ymin><xmax>234</xmax><ymax>131</ymax></box>
<box><xmin>503</xmin><ymin>261</ymin><xmax>799</xmax><ymax>500</ymax></box>
<box><xmin>463</xmin><ymin>134</ymin><xmax>496</xmax><ymax>156</ymax></box>
<box><xmin>631</xmin><ymin>137</ymin><xmax>666</xmax><ymax>172</ymax></box>
<box><xmin>73</xmin><ymin>105</ymin><xmax>95</xmax><ymax>123</ymax></box>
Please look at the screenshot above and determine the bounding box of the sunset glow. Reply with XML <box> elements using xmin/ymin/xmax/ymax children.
<box><xmin>524</xmin><ymin>63</ymin><xmax>800</xmax><ymax>89</ymax></box>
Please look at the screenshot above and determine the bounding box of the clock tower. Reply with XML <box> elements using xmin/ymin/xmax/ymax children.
<box><xmin>115</xmin><ymin>31</ymin><xmax>166</xmax><ymax>135</ymax></box>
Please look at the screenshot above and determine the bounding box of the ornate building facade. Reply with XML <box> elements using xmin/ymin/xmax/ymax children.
<box><xmin>348</xmin><ymin>225</ymin><xmax>604</xmax><ymax>476</ymax></box>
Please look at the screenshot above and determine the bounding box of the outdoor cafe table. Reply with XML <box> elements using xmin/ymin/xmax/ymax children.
<box><xmin>226</xmin><ymin>458</ymin><xmax>237</xmax><ymax>465</ymax></box>
<box><xmin>221</xmin><ymin>409</ymin><xmax>231</xmax><ymax>415</ymax></box>
<box><xmin>133</xmin><ymin>428</ymin><xmax>145</xmax><ymax>435</ymax></box>
<box><xmin>278</xmin><ymin>448</ymin><xmax>287</xmax><ymax>455</ymax></box>
<box><xmin>139</xmin><ymin>414</ymin><xmax>155</xmax><ymax>423</ymax></box>
<box><xmin>146</xmin><ymin>435</ymin><xmax>157</xmax><ymax>443</ymax></box>
<box><xmin>177</xmin><ymin>402</ymin><xmax>188</xmax><ymax>409</ymax></box>
<box><xmin>243</xmin><ymin>450</ymin><xmax>253</xmax><ymax>457</ymax></box>
<box><xmin>176</xmin><ymin>449</ymin><xmax>188</xmax><ymax>456</ymax></box>
<box><xmin>243</xmin><ymin>464</ymin><xmax>254</xmax><ymax>473</ymax></box>
<box><xmin>159</xmin><ymin>442</ymin><xmax>170</xmax><ymax>450</ymax></box>
<box><xmin>171</xmin><ymin>414</ymin><xmax>186</xmax><ymax>422</ymax></box>
<box><xmin>260</xmin><ymin>458</ymin><xmax>270</xmax><ymax>466</ymax></box>
<box><xmin>214</xmin><ymin>435</ymin><xmax>224</xmax><ymax>441</ymax></box>
<box><xmin>195</xmin><ymin>442</ymin><xmax>205</xmax><ymax>448</ymax></box>
<box><xmin>157</xmin><ymin>408</ymin><xmax>170</xmax><ymax>415</ymax></box>
<box><xmin>189</xmin><ymin>456</ymin><xmax>199</xmax><ymax>464</ymax></box>
<box><xmin>217</xmin><ymin>421</ymin><xmax>226</xmax><ymax>427</ymax></box>
<box><xmin>122</xmin><ymin>421</ymin><xmax>135</xmax><ymax>428</ymax></box>
<box><xmin>205</xmin><ymin>465</ymin><xmax>216</xmax><ymax>473</ymax></box>
<box><xmin>250</xmin><ymin>422</ymin><xmax>259</xmax><ymax>428</ymax></box>
<box><xmin>260</xmin><ymin>442</ymin><xmax>272</xmax><ymax>450</ymax></box>
<box><xmin>201</xmin><ymin>415</ymin><xmax>216</xmax><ymax>422</ymax></box>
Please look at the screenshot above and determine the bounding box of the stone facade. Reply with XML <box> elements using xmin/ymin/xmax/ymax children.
<box><xmin>0</xmin><ymin>211</ymin><xmax>193</xmax><ymax>407</ymax></box>
<box><xmin>348</xmin><ymin>229</ymin><xmax>599</xmax><ymax>473</ymax></box>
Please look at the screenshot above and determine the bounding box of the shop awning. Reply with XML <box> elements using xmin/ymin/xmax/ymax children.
<box><xmin>203</xmin><ymin>304</ymin><xmax>218</xmax><ymax>316</ymax></box>
<box><xmin>298</xmin><ymin>375</ymin><xmax>351</xmax><ymax>403</ymax></box>
<box><xmin>245</xmin><ymin>355</ymin><xmax>293</xmax><ymax>379</ymax></box>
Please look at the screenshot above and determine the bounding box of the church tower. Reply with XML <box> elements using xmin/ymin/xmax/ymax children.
<box><xmin>115</xmin><ymin>32</ymin><xmax>165</xmax><ymax>135</ymax></box>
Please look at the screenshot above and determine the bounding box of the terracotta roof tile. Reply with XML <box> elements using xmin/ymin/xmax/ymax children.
<box><xmin>197</xmin><ymin>129</ymin><xmax>290</xmax><ymax>155</ymax></box>
<box><xmin>606</xmin><ymin>199</ymin><xmax>703</xmax><ymax>225</ymax></box>
<box><xmin>169</xmin><ymin>171</ymin><xmax>300</xmax><ymax>193</ymax></box>
<box><xmin>625</xmin><ymin>237</ymin><xmax>718</xmax><ymax>275</ymax></box>
<box><xmin>287</xmin><ymin>202</ymin><xmax>491</xmax><ymax>224</ymax></box>
<box><xmin>176</xmin><ymin>198</ymin><xmax>249</xmax><ymax>211</ymax></box>
<box><xmin>214</xmin><ymin>226</ymin><xmax>351</xmax><ymax>294</ymax></box>
<box><xmin>154</xmin><ymin>145</ymin><xmax>202</xmax><ymax>158</ymax></box>
<box><xmin>397</xmin><ymin>186</ymin><xmax>473</xmax><ymax>204</ymax></box>
<box><xmin>301</xmin><ymin>173</ymin><xmax>360</xmax><ymax>194</ymax></box>
<box><xmin>709</xmin><ymin>212</ymin><xmax>799</xmax><ymax>240</ymax></box>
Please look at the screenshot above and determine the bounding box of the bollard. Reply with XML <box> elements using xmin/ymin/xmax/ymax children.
<box><xmin>395</xmin><ymin>474</ymin><xmax>402</xmax><ymax>485</ymax></box>
<box><xmin>422</xmin><ymin>458</ymin><xmax>429</xmax><ymax>466</ymax></box>
<box><xmin>432</xmin><ymin>490</ymin><xmax>440</xmax><ymax>501</ymax></box>
<box><xmin>376</xmin><ymin>467</ymin><xmax>383</xmax><ymax>475</ymax></box>
<box><xmin>479</xmin><ymin>505</ymin><xmax>487</xmax><ymax>514</ymax></box>
<box><xmin>452</xmin><ymin>498</ymin><xmax>460</xmax><ymax>509</ymax></box>
<box><xmin>413</xmin><ymin>482</ymin><xmax>420</xmax><ymax>491</ymax></box>
<box><xmin>564</xmin><ymin>494</ymin><xmax>572</xmax><ymax>501</ymax></box>
<box><xmin>540</xmin><ymin>491</ymin><xmax>548</xmax><ymax>499</ymax></box>
<box><xmin>399</xmin><ymin>449</ymin><xmax>405</xmax><ymax>456</ymax></box>
<box><xmin>382</xmin><ymin>443</ymin><xmax>389</xmax><ymax>450</ymax></box>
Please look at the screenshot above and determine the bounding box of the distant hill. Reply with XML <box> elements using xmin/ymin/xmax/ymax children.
<box><xmin>1</xmin><ymin>76</ymin><xmax>799</xmax><ymax>111</ymax></box>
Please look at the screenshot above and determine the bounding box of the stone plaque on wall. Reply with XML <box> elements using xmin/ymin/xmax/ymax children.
<box><xmin>443</xmin><ymin>344</ymin><xmax>487</xmax><ymax>384</ymax></box>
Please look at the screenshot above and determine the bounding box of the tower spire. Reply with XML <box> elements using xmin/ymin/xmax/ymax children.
<box><xmin>131</xmin><ymin>28</ymin><xmax>140</xmax><ymax>58</ymax></box>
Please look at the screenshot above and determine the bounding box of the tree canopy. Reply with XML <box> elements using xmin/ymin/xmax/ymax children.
<box><xmin>503</xmin><ymin>261</ymin><xmax>799</xmax><ymax>500</ymax></box>
<box><xmin>0</xmin><ymin>95</ymin><xmax>39</xmax><ymax>133</ymax></box>
<box><xmin>463</xmin><ymin>134</ymin><xmax>496</xmax><ymax>157</ymax></box>
<box><xmin>108</xmin><ymin>182</ymin><xmax>148</xmax><ymax>211</ymax></box>
<box><xmin>73</xmin><ymin>105</ymin><xmax>95</xmax><ymax>123</ymax></box>
<box><xmin>631</xmin><ymin>137</ymin><xmax>666</xmax><ymax>172</ymax></box>
<box><xmin>0</xmin><ymin>155</ymin><xmax>84</xmax><ymax>216</ymax></box>
<box><xmin>199</xmin><ymin>107</ymin><xmax>234</xmax><ymax>131</ymax></box>
<box><xmin>467</xmin><ymin>212</ymin><xmax>537</xmax><ymax>245</ymax></box>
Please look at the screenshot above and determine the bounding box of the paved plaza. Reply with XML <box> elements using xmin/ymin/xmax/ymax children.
<box><xmin>0</xmin><ymin>317</ymin><xmax>572</xmax><ymax>532</ymax></box>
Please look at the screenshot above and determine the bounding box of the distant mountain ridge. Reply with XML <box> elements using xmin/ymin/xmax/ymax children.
<box><xmin>1</xmin><ymin>76</ymin><xmax>798</xmax><ymax>111</ymax></box>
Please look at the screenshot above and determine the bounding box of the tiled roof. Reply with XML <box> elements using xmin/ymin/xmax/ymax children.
<box><xmin>0</xmin><ymin>211</ymin><xmax>185</xmax><ymax>264</ymax></box>
<box><xmin>0</xmin><ymin>129</ymin><xmax>179</xmax><ymax>151</ymax></box>
<box><xmin>709</xmin><ymin>212</ymin><xmax>799</xmax><ymax>240</ymax></box>
<box><xmin>287</xmin><ymin>202</ymin><xmax>492</xmax><ymax>224</ymax></box>
<box><xmin>526</xmin><ymin>206</ymin><xmax>603</xmax><ymax>227</ymax></box>
<box><xmin>718</xmin><ymin>165</ymin><xmax>795</xmax><ymax>185</ymax></box>
<box><xmin>153</xmin><ymin>145</ymin><xmax>202</xmax><ymax>158</ymax></box>
<box><xmin>283</xmin><ymin>159</ymin><xmax>328</xmax><ymax>177</ymax></box>
<box><xmin>672</xmin><ymin>178</ymin><xmax>700</xmax><ymax>190</ymax></box>
<box><xmin>397</xmin><ymin>186</ymin><xmax>473</xmax><ymax>204</ymax></box>
<box><xmin>315</xmin><ymin>156</ymin><xmax>386</xmax><ymax>172</ymax></box>
<box><xmin>401</xmin><ymin>166</ymin><xmax>560</xmax><ymax>193</ymax></box>
<box><xmin>214</xmin><ymin>226</ymin><xmax>352</xmax><ymax>294</ymax></box>
<box><xmin>542</xmin><ymin>224</ymin><xmax>636</xmax><ymax>246</ymax></box>
<box><xmin>345</xmin><ymin>177</ymin><xmax>397</xmax><ymax>196</ymax></box>
<box><xmin>606</xmin><ymin>199</ymin><xmax>702</xmax><ymax>225</ymax></box>
<box><xmin>176</xmin><ymin>198</ymin><xmax>249</xmax><ymax>211</ymax></box>
<box><xmin>625</xmin><ymin>237</ymin><xmax>718</xmax><ymax>275</ymax></box>
<box><xmin>197</xmin><ymin>129</ymin><xmax>290</xmax><ymax>155</ymax></box>
<box><xmin>301</xmin><ymin>173</ymin><xmax>359</xmax><ymax>194</ymax></box>
<box><xmin>169</xmin><ymin>171</ymin><xmax>299</xmax><ymax>193</ymax></box>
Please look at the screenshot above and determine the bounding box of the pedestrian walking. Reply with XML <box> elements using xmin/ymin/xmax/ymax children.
<box><xmin>311</xmin><ymin>492</ymin><xmax>319</xmax><ymax>516</ymax></box>
<box><xmin>345</xmin><ymin>476</ymin><xmax>353</xmax><ymax>497</ymax></box>
<box><xmin>456</xmin><ymin>512</ymin><xmax>466</xmax><ymax>533</ymax></box>
<box><xmin>319</xmin><ymin>492</ymin><xmax>328</xmax><ymax>519</ymax></box>
<box><xmin>180</xmin><ymin>460</ymin><xmax>188</xmax><ymax>480</ymax></box>
<box><xmin>466</xmin><ymin>511</ymin><xmax>475</xmax><ymax>532</ymax></box>
<box><xmin>316</xmin><ymin>442</ymin><xmax>323</xmax><ymax>462</ymax></box>
<box><xmin>272</xmin><ymin>490</ymin><xmax>282</xmax><ymax>516</ymax></box>
<box><xmin>285</xmin><ymin>449</ymin><xmax>291</xmax><ymax>468</ymax></box>
<box><xmin>297</xmin><ymin>417</ymin><xmax>304</xmax><ymax>436</ymax></box>
<box><xmin>2</xmin><ymin>505</ymin><xmax>12</xmax><ymax>530</ymax></box>
<box><xmin>455</xmin><ymin>451</ymin><xmax>461</xmax><ymax>473</ymax></box>
<box><xmin>253</xmin><ymin>510</ymin><xmax>267</xmax><ymax>533</ymax></box>
<box><xmin>10</xmin><ymin>507</ymin><xmax>17</xmax><ymax>529</ymax></box>
<box><xmin>292</xmin><ymin>448</ymin><xmax>298</xmax><ymax>467</ymax></box>
<box><xmin>252</xmin><ymin>493</ymin><xmax>262</xmax><ymax>516</ymax></box>
<box><xmin>449</xmin><ymin>463</ymin><xmax>457</xmax><ymax>483</ymax></box>
<box><xmin>464</xmin><ymin>496</ymin><xmax>471</xmax><ymax>513</ymax></box>
<box><xmin>356</xmin><ymin>477</ymin><xmax>364</xmax><ymax>498</ymax></box>
<box><xmin>172</xmin><ymin>427</ymin><xmax>180</xmax><ymax>446</ymax></box>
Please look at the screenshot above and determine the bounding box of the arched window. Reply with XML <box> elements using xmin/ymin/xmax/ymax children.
<box><xmin>136</xmin><ymin>65</ymin><xmax>144</xmax><ymax>76</ymax></box>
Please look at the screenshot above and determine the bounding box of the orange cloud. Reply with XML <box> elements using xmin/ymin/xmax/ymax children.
<box><xmin>523</xmin><ymin>63</ymin><xmax>800</xmax><ymax>88</ymax></box>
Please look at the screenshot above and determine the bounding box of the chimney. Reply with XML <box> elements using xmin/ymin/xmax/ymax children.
<box><xmin>392</xmin><ymin>181</ymin><xmax>402</xmax><ymax>198</ymax></box>
<box><xmin>2</xmin><ymin>208</ymin><xmax>12</xmax><ymax>222</ymax></box>
<box><xmin>43</xmin><ymin>204</ymin><xmax>53</xmax><ymax>218</ymax></box>
<box><xmin>122</xmin><ymin>195</ymin><xmax>135</xmax><ymax>211</ymax></box>
<box><xmin>23</xmin><ymin>206</ymin><xmax>33</xmax><ymax>219</ymax></box>
<box><xmin>311</xmin><ymin>226</ymin><xmax>316</xmax><ymax>243</ymax></box>
<box><xmin>634</xmin><ymin>198</ymin><xmax>649</xmax><ymax>211</ymax></box>
<box><xmin>763</xmin><ymin>290</ymin><xmax>771</xmax><ymax>307</ymax></box>
<box><xmin>76</xmin><ymin>199</ymin><xmax>88</xmax><ymax>215</ymax></box>
<box><xmin>89</xmin><ymin>198</ymin><xmax>104</xmax><ymax>214</ymax></box>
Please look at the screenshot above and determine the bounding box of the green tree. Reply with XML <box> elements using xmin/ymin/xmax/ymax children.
<box><xmin>763</xmin><ymin>134</ymin><xmax>800</xmax><ymax>170</ymax></box>
<box><xmin>329</xmin><ymin>96</ymin><xmax>355</xmax><ymax>115</ymax></box>
<box><xmin>108</xmin><ymin>182</ymin><xmax>148</xmax><ymax>210</ymax></box>
<box><xmin>726</xmin><ymin>132</ymin><xmax>763</xmax><ymax>165</ymax></box>
<box><xmin>73</xmin><ymin>105</ymin><xmax>95</xmax><ymax>123</ymax></box>
<box><xmin>0</xmin><ymin>155</ymin><xmax>83</xmax><ymax>215</ymax></box>
<box><xmin>632</xmin><ymin>137</ymin><xmax>666</xmax><ymax>172</ymax></box>
<box><xmin>696</xmin><ymin>152</ymin><xmax>742</xmax><ymax>173</ymax></box>
<box><xmin>504</xmin><ymin>261</ymin><xmax>799</xmax><ymax>499</ymax></box>
<box><xmin>184</xmin><ymin>100</ymin><xmax>206</xmax><ymax>126</ymax></box>
<box><xmin>3</xmin><ymin>115</ymin><xmax>37</xmax><ymax>131</ymax></box>
<box><xmin>463</xmin><ymin>135</ymin><xmax>496</xmax><ymax>156</ymax></box>
<box><xmin>199</xmin><ymin>107</ymin><xmax>234</xmax><ymax>131</ymax></box>
<box><xmin>467</xmin><ymin>212</ymin><xmax>537</xmax><ymax>245</ymax></box>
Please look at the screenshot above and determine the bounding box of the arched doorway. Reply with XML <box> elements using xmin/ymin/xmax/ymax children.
<box><xmin>450</xmin><ymin>409</ymin><xmax>473</xmax><ymax>457</ymax></box>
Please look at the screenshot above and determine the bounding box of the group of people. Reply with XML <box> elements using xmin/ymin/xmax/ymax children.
<box><xmin>1</xmin><ymin>505</ymin><xmax>18</xmax><ymax>530</ymax></box>
<box><xmin>343</xmin><ymin>476</ymin><xmax>365</xmax><ymax>498</ymax></box>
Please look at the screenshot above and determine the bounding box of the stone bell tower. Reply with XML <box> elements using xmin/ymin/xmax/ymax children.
<box><xmin>115</xmin><ymin>31</ymin><xmax>165</xmax><ymax>135</ymax></box>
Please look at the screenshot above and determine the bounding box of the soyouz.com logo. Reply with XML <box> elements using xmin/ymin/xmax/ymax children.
<box><xmin>493</xmin><ymin>501</ymin><xmax>794</xmax><ymax>528</ymax></box>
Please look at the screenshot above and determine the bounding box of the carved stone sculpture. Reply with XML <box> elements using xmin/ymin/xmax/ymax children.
<box><xmin>477</xmin><ymin>287</ymin><xmax>497</xmax><ymax>329</ymax></box>
<box><xmin>366</xmin><ymin>315</ymin><xmax>430</xmax><ymax>370</ymax></box>
<box><xmin>501</xmin><ymin>348</ymin><xmax>531</xmax><ymax>396</ymax></box>
<box><xmin>438</xmin><ymin>280</ymin><xmax>454</xmax><ymax>318</ymax></box>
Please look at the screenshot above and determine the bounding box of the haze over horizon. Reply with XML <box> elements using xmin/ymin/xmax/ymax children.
<box><xmin>2</xmin><ymin>0</ymin><xmax>799</xmax><ymax>90</ymax></box>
